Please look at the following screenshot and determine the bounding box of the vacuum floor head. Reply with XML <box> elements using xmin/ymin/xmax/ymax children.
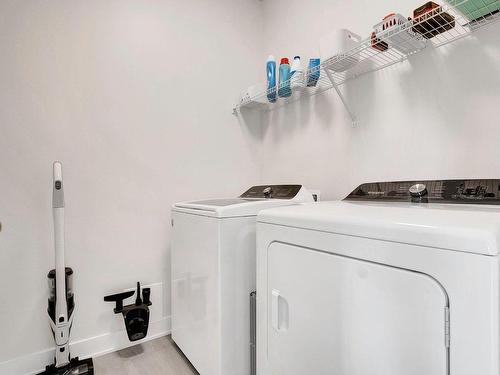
<box><xmin>38</xmin><ymin>357</ymin><xmax>94</xmax><ymax>375</ymax></box>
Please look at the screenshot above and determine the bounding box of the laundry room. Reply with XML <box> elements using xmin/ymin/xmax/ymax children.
<box><xmin>0</xmin><ymin>0</ymin><xmax>499</xmax><ymax>374</ymax></box>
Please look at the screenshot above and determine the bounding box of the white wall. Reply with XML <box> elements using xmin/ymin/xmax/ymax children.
<box><xmin>0</xmin><ymin>0</ymin><xmax>263</xmax><ymax>373</ymax></box>
<box><xmin>2</xmin><ymin>0</ymin><xmax>499</xmax><ymax>373</ymax></box>
<box><xmin>257</xmin><ymin>0</ymin><xmax>500</xmax><ymax>200</ymax></box>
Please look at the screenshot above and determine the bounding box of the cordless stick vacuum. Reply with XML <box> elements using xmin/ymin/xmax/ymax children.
<box><xmin>39</xmin><ymin>162</ymin><xmax>94</xmax><ymax>375</ymax></box>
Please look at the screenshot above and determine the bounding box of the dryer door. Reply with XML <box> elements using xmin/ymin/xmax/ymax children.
<box><xmin>266</xmin><ymin>242</ymin><xmax>449</xmax><ymax>375</ymax></box>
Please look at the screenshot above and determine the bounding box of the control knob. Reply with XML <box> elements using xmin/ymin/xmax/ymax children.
<box><xmin>409</xmin><ymin>183</ymin><xmax>428</xmax><ymax>198</ymax></box>
<box><xmin>263</xmin><ymin>187</ymin><xmax>273</xmax><ymax>198</ymax></box>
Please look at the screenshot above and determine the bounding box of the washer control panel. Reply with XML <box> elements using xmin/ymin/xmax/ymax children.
<box><xmin>240</xmin><ymin>185</ymin><xmax>302</xmax><ymax>199</ymax></box>
<box><xmin>345</xmin><ymin>180</ymin><xmax>500</xmax><ymax>204</ymax></box>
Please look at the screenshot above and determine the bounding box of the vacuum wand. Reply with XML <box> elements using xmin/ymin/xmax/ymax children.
<box><xmin>52</xmin><ymin>161</ymin><xmax>71</xmax><ymax>367</ymax></box>
<box><xmin>53</xmin><ymin>162</ymin><xmax>66</xmax><ymax>313</ymax></box>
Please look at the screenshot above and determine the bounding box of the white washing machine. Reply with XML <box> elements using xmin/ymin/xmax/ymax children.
<box><xmin>171</xmin><ymin>185</ymin><xmax>313</xmax><ymax>375</ymax></box>
<box><xmin>256</xmin><ymin>179</ymin><xmax>500</xmax><ymax>375</ymax></box>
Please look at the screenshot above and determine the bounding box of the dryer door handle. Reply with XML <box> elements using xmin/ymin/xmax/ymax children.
<box><xmin>272</xmin><ymin>289</ymin><xmax>289</xmax><ymax>332</ymax></box>
<box><xmin>271</xmin><ymin>289</ymin><xmax>281</xmax><ymax>331</ymax></box>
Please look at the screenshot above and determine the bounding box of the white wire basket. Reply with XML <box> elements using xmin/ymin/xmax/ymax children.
<box><xmin>322</xmin><ymin>29</ymin><xmax>363</xmax><ymax>72</ymax></box>
<box><xmin>374</xmin><ymin>13</ymin><xmax>427</xmax><ymax>54</ymax></box>
<box><xmin>324</xmin><ymin>52</ymin><xmax>359</xmax><ymax>73</ymax></box>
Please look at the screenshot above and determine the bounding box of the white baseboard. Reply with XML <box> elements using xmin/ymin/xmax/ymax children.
<box><xmin>0</xmin><ymin>316</ymin><xmax>171</xmax><ymax>375</ymax></box>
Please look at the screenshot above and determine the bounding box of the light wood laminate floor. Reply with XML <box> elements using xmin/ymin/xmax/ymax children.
<box><xmin>94</xmin><ymin>336</ymin><xmax>198</xmax><ymax>375</ymax></box>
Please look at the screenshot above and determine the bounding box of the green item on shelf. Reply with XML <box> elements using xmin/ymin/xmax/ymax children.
<box><xmin>446</xmin><ymin>0</ymin><xmax>500</xmax><ymax>22</ymax></box>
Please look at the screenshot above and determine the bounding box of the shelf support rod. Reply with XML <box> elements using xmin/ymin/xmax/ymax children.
<box><xmin>324</xmin><ymin>69</ymin><xmax>357</xmax><ymax>127</ymax></box>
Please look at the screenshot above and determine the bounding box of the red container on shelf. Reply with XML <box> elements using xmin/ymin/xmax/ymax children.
<box><xmin>412</xmin><ymin>1</ymin><xmax>455</xmax><ymax>39</ymax></box>
<box><xmin>371</xmin><ymin>31</ymin><xmax>389</xmax><ymax>51</ymax></box>
<box><xmin>414</xmin><ymin>1</ymin><xmax>441</xmax><ymax>17</ymax></box>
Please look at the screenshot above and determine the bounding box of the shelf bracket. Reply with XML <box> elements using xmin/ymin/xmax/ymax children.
<box><xmin>324</xmin><ymin>69</ymin><xmax>357</xmax><ymax>127</ymax></box>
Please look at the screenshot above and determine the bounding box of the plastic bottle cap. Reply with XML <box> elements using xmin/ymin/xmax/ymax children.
<box><xmin>280</xmin><ymin>58</ymin><xmax>289</xmax><ymax>65</ymax></box>
<box><xmin>294</xmin><ymin>56</ymin><xmax>300</xmax><ymax>60</ymax></box>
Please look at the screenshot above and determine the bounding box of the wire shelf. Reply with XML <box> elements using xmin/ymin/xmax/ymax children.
<box><xmin>233</xmin><ymin>0</ymin><xmax>500</xmax><ymax>124</ymax></box>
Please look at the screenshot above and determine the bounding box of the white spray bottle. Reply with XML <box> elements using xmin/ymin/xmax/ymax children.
<box><xmin>290</xmin><ymin>56</ymin><xmax>305</xmax><ymax>90</ymax></box>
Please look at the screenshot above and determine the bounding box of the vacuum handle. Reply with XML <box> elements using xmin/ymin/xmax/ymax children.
<box><xmin>53</xmin><ymin>161</ymin><xmax>64</xmax><ymax>208</ymax></box>
<box><xmin>53</xmin><ymin>161</ymin><xmax>62</xmax><ymax>182</ymax></box>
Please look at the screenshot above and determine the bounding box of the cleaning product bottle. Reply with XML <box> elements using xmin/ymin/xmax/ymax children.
<box><xmin>290</xmin><ymin>56</ymin><xmax>305</xmax><ymax>90</ymax></box>
<box><xmin>278</xmin><ymin>57</ymin><xmax>292</xmax><ymax>98</ymax></box>
<box><xmin>307</xmin><ymin>58</ymin><xmax>321</xmax><ymax>87</ymax></box>
<box><xmin>266</xmin><ymin>55</ymin><xmax>277</xmax><ymax>103</ymax></box>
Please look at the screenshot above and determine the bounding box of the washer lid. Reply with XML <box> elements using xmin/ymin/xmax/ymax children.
<box><xmin>258</xmin><ymin>201</ymin><xmax>500</xmax><ymax>255</ymax></box>
<box><xmin>173</xmin><ymin>185</ymin><xmax>314</xmax><ymax>218</ymax></box>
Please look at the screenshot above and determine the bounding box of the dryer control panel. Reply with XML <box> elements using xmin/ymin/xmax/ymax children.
<box><xmin>240</xmin><ymin>185</ymin><xmax>303</xmax><ymax>199</ymax></box>
<box><xmin>345</xmin><ymin>179</ymin><xmax>500</xmax><ymax>205</ymax></box>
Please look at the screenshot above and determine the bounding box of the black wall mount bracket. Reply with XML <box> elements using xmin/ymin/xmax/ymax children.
<box><xmin>104</xmin><ymin>282</ymin><xmax>152</xmax><ymax>342</ymax></box>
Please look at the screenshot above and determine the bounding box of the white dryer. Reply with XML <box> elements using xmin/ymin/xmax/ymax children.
<box><xmin>256</xmin><ymin>179</ymin><xmax>500</xmax><ymax>375</ymax></box>
<box><xmin>171</xmin><ymin>185</ymin><xmax>313</xmax><ymax>375</ymax></box>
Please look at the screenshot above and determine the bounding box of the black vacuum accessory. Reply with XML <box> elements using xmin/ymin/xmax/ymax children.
<box><xmin>104</xmin><ymin>282</ymin><xmax>152</xmax><ymax>342</ymax></box>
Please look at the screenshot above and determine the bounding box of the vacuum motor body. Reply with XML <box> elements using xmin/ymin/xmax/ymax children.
<box><xmin>47</xmin><ymin>267</ymin><xmax>74</xmax><ymax>324</ymax></box>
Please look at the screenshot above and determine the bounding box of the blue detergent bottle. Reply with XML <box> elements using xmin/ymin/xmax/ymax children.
<box><xmin>278</xmin><ymin>57</ymin><xmax>292</xmax><ymax>98</ymax></box>
<box><xmin>266</xmin><ymin>55</ymin><xmax>277</xmax><ymax>103</ymax></box>
<box><xmin>307</xmin><ymin>58</ymin><xmax>321</xmax><ymax>87</ymax></box>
